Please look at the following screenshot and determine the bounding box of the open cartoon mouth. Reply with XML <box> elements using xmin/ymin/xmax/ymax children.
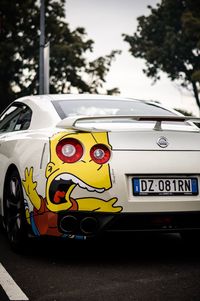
<box><xmin>49</xmin><ymin>173</ymin><xmax>105</xmax><ymax>204</ymax></box>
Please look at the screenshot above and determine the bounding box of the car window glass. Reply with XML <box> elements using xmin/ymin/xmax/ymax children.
<box><xmin>0</xmin><ymin>104</ymin><xmax>32</xmax><ymax>133</ymax></box>
<box><xmin>52</xmin><ymin>99</ymin><xmax>176</xmax><ymax>120</ymax></box>
<box><xmin>14</xmin><ymin>107</ymin><xmax>32</xmax><ymax>131</ymax></box>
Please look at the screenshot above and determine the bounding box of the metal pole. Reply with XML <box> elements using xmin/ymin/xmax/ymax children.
<box><xmin>39</xmin><ymin>0</ymin><xmax>45</xmax><ymax>94</ymax></box>
<box><xmin>44</xmin><ymin>42</ymin><xmax>50</xmax><ymax>94</ymax></box>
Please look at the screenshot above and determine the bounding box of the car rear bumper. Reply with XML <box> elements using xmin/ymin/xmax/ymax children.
<box><xmin>57</xmin><ymin>211</ymin><xmax>200</xmax><ymax>237</ymax></box>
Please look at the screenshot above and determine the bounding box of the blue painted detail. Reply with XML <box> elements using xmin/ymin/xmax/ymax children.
<box><xmin>62</xmin><ymin>234</ymin><xmax>86</xmax><ymax>240</ymax></box>
<box><xmin>30</xmin><ymin>212</ymin><xmax>40</xmax><ymax>236</ymax></box>
<box><xmin>24</xmin><ymin>199</ymin><xmax>40</xmax><ymax>236</ymax></box>
<box><xmin>74</xmin><ymin>235</ymin><xmax>86</xmax><ymax>240</ymax></box>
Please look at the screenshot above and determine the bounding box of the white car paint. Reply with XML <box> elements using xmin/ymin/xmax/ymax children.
<box><xmin>0</xmin><ymin>94</ymin><xmax>200</xmax><ymax>243</ymax></box>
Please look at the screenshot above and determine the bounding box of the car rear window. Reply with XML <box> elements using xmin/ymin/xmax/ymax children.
<box><xmin>52</xmin><ymin>99</ymin><xmax>176</xmax><ymax>120</ymax></box>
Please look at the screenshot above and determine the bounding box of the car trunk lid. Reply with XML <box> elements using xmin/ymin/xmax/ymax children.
<box><xmin>56</xmin><ymin>114</ymin><xmax>200</xmax><ymax>151</ymax></box>
<box><xmin>109</xmin><ymin>130</ymin><xmax>200</xmax><ymax>151</ymax></box>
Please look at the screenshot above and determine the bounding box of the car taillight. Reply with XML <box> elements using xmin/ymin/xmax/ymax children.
<box><xmin>90</xmin><ymin>144</ymin><xmax>111</xmax><ymax>164</ymax></box>
<box><xmin>56</xmin><ymin>138</ymin><xmax>83</xmax><ymax>163</ymax></box>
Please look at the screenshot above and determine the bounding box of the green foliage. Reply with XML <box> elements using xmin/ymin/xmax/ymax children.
<box><xmin>123</xmin><ymin>0</ymin><xmax>200</xmax><ymax>108</ymax></box>
<box><xmin>0</xmin><ymin>0</ymin><xmax>120</xmax><ymax>111</ymax></box>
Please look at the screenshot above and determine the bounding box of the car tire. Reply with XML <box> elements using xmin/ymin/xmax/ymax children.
<box><xmin>4</xmin><ymin>169</ymin><xmax>28</xmax><ymax>252</ymax></box>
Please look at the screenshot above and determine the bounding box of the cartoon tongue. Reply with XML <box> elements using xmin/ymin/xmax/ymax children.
<box><xmin>54</xmin><ymin>191</ymin><xmax>66</xmax><ymax>203</ymax></box>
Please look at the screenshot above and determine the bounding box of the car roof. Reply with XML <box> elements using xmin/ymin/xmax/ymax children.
<box><xmin>12</xmin><ymin>94</ymin><xmax>185</xmax><ymax>130</ymax></box>
<box><xmin>16</xmin><ymin>93</ymin><xmax>143</xmax><ymax>103</ymax></box>
<box><xmin>15</xmin><ymin>93</ymin><xmax>166</xmax><ymax>113</ymax></box>
<box><xmin>12</xmin><ymin>94</ymin><xmax>143</xmax><ymax>130</ymax></box>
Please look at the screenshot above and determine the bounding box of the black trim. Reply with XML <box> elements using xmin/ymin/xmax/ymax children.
<box><xmin>0</xmin><ymin>102</ymin><xmax>32</xmax><ymax>133</ymax></box>
<box><xmin>57</xmin><ymin>211</ymin><xmax>200</xmax><ymax>237</ymax></box>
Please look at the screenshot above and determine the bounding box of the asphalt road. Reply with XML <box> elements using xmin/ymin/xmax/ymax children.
<box><xmin>0</xmin><ymin>230</ymin><xmax>200</xmax><ymax>301</ymax></box>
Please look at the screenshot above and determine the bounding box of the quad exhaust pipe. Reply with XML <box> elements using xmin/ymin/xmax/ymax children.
<box><xmin>60</xmin><ymin>215</ymin><xmax>98</xmax><ymax>235</ymax></box>
<box><xmin>60</xmin><ymin>215</ymin><xmax>78</xmax><ymax>233</ymax></box>
<box><xmin>80</xmin><ymin>217</ymin><xmax>98</xmax><ymax>234</ymax></box>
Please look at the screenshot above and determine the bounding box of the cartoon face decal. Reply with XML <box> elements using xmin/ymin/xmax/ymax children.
<box><xmin>46</xmin><ymin>132</ymin><xmax>116</xmax><ymax>212</ymax></box>
<box><xmin>22</xmin><ymin>131</ymin><xmax>122</xmax><ymax>237</ymax></box>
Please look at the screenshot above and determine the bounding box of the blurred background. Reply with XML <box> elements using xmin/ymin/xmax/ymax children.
<box><xmin>67</xmin><ymin>0</ymin><xmax>200</xmax><ymax>116</ymax></box>
<box><xmin>0</xmin><ymin>0</ymin><xmax>199</xmax><ymax>115</ymax></box>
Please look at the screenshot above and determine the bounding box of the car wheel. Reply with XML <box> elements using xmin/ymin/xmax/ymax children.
<box><xmin>4</xmin><ymin>169</ymin><xmax>27</xmax><ymax>251</ymax></box>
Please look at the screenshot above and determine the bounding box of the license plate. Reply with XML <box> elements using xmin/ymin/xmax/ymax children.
<box><xmin>133</xmin><ymin>177</ymin><xmax>198</xmax><ymax>196</ymax></box>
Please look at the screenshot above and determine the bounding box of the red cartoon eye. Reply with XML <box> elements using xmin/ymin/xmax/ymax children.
<box><xmin>56</xmin><ymin>138</ymin><xmax>83</xmax><ymax>163</ymax></box>
<box><xmin>90</xmin><ymin>144</ymin><xmax>111</xmax><ymax>164</ymax></box>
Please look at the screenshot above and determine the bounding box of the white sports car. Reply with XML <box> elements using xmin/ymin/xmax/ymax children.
<box><xmin>0</xmin><ymin>94</ymin><xmax>200</xmax><ymax>249</ymax></box>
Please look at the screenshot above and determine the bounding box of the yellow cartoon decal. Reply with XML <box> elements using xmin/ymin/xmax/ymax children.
<box><xmin>22</xmin><ymin>132</ymin><xmax>122</xmax><ymax>237</ymax></box>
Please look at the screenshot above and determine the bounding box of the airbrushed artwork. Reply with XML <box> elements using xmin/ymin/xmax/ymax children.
<box><xmin>22</xmin><ymin>131</ymin><xmax>122</xmax><ymax>237</ymax></box>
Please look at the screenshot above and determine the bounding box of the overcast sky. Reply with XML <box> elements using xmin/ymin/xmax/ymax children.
<box><xmin>65</xmin><ymin>0</ymin><xmax>199</xmax><ymax>116</ymax></box>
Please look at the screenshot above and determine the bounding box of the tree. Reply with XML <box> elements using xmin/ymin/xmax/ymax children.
<box><xmin>0</xmin><ymin>0</ymin><xmax>120</xmax><ymax>111</ymax></box>
<box><xmin>123</xmin><ymin>0</ymin><xmax>200</xmax><ymax>108</ymax></box>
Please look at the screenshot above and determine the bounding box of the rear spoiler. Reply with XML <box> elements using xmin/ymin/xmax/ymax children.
<box><xmin>56</xmin><ymin>115</ymin><xmax>200</xmax><ymax>132</ymax></box>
